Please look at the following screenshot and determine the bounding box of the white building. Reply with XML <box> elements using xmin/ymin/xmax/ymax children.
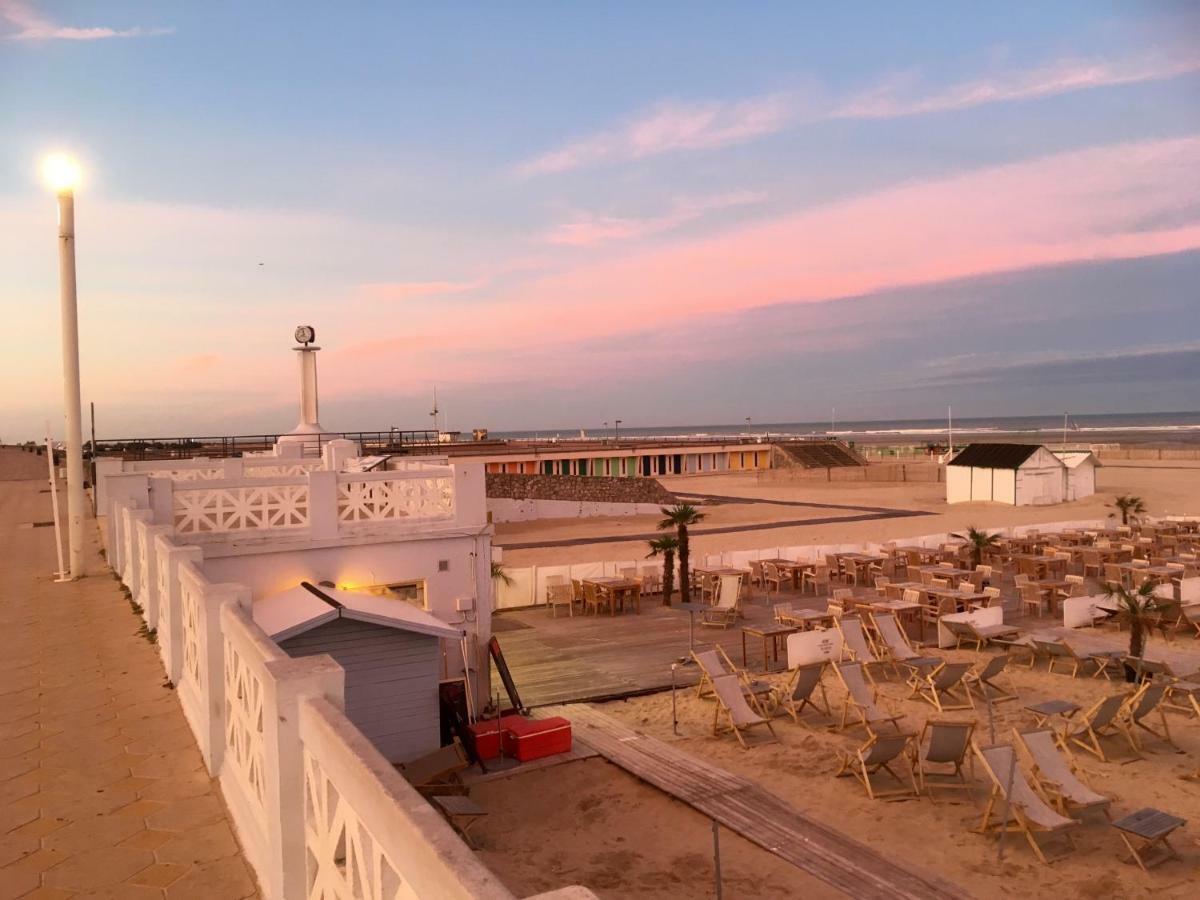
<box><xmin>1053</xmin><ymin>450</ymin><xmax>1100</xmax><ymax>501</ymax></box>
<box><xmin>946</xmin><ymin>443</ymin><xmax>1068</xmax><ymax>505</ymax></box>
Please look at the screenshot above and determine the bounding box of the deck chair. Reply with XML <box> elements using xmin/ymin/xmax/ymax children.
<box><xmin>870</xmin><ymin>611</ymin><xmax>939</xmax><ymax>676</ymax></box>
<box><xmin>908</xmin><ymin>661</ymin><xmax>975</xmax><ymax>712</ymax></box>
<box><xmin>1063</xmin><ymin>693</ymin><xmax>1129</xmax><ymax>762</ymax></box>
<box><xmin>1032</xmin><ymin>638</ymin><xmax>1099</xmax><ymax>678</ymax></box>
<box><xmin>775</xmin><ymin>662</ymin><xmax>830</xmax><ymax>725</ymax></box>
<box><xmin>832</xmin><ymin>661</ymin><xmax>905</xmax><ymax>733</ymax></box>
<box><xmin>1119</xmin><ymin>682</ymin><xmax>1177</xmax><ymax>753</ymax></box>
<box><xmin>914</xmin><ymin>719</ymin><xmax>975</xmax><ymax>800</ymax></box>
<box><xmin>710</xmin><ymin>674</ymin><xmax>779</xmax><ymax>748</ymax></box>
<box><xmin>700</xmin><ymin>574</ymin><xmax>743</xmax><ymax>628</ymax></box>
<box><xmin>963</xmin><ymin>654</ymin><xmax>1018</xmax><ymax>703</ymax></box>
<box><xmin>834</xmin><ymin>731</ymin><xmax>918</xmax><ymax>800</ymax></box>
<box><xmin>834</xmin><ymin>616</ymin><xmax>885</xmax><ymax>681</ymax></box>
<box><xmin>941</xmin><ymin>618</ymin><xmax>1021</xmax><ymax>651</ymax></box>
<box><xmin>1014</xmin><ymin>729</ymin><xmax>1112</xmax><ymax>820</ymax></box>
<box><xmin>398</xmin><ymin>740</ymin><xmax>470</xmax><ymax>797</ymax></box>
<box><xmin>692</xmin><ymin>648</ymin><xmax>774</xmax><ymax>711</ymax></box>
<box><xmin>973</xmin><ymin>743</ymin><xmax>1080</xmax><ymax>864</ymax></box>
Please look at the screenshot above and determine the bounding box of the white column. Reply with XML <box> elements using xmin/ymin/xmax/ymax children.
<box><xmin>58</xmin><ymin>190</ymin><xmax>86</xmax><ymax>578</ymax></box>
<box><xmin>298</xmin><ymin>347</ymin><xmax>319</xmax><ymax>427</ymax></box>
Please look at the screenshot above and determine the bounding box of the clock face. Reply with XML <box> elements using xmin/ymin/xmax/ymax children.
<box><xmin>295</xmin><ymin>325</ymin><xmax>315</xmax><ymax>344</ymax></box>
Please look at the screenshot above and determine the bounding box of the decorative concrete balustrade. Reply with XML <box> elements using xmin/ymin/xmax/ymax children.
<box><xmin>109</xmin><ymin>498</ymin><xmax>587</xmax><ymax>900</ymax></box>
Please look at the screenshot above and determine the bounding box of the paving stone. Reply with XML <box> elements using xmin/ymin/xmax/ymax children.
<box><xmin>163</xmin><ymin>856</ymin><xmax>258</xmax><ymax>900</ymax></box>
<box><xmin>147</xmin><ymin>795</ymin><xmax>226</xmax><ymax>832</ymax></box>
<box><xmin>0</xmin><ymin>830</ymin><xmax>39</xmax><ymax>867</ymax></box>
<box><xmin>43</xmin><ymin>845</ymin><xmax>154</xmax><ymax>891</ymax></box>
<box><xmin>44</xmin><ymin>810</ymin><xmax>146</xmax><ymax>851</ymax></box>
<box><xmin>121</xmin><ymin>828</ymin><xmax>176</xmax><ymax>851</ymax></box>
<box><xmin>155</xmin><ymin>820</ymin><xmax>240</xmax><ymax>865</ymax></box>
<box><xmin>128</xmin><ymin>861</ymin><xmax>190</xmax><ymax>888</ymax></box>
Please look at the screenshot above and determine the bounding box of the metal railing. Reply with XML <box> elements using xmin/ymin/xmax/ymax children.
<box><xmin>94</xmin><ymin>429</ymin><xmax>441</xmax><ymax>461</ymax></box>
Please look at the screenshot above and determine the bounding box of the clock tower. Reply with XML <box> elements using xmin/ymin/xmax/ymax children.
<box><xmin>279</xmin><ymin>325</ymin><xmax>327</xmax><ymax>449</ymax></box>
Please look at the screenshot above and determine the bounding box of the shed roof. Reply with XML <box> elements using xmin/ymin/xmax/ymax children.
<box><xmin>1052</xmin><ymin>450</ymin><xmax>1100</xmax><ymax>469</ymax></box>
<box><xmin>253</xmin><ymin>582</ymin><xmax>464</xmax><ymax>642</ymax></box>
<box><xmin>947</xmin><ymin>443</ymin><xmax>1049</xmax><ymax>469</ymax></box>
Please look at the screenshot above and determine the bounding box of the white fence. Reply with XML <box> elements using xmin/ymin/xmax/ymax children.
<box><xmin>492</xmin><ymin>518</ymin><xmax>1116</xmax><ymax>609</ymax></box>
<box><xmin>111</xmin><ymin>497</ymin><xmax>591</xmax><ymax>900</ymax></box>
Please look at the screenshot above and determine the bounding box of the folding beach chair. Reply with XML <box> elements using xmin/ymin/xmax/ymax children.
<box><xmin>913</xmin><ymin>719</ymin><xmax>975</xmax><ymax>801</ymax></box>
<box><xmin>700</xmin><ymin>573</ymin><xmax>743</xmax><ymax>628</ymax></box>
<box><xmin>834</xmin><ymin>616</ymin><xmax>885</xmax><ymax>682</ymax></box>
<box><xmin>775</xmin><ymin>662</ymin><xmax>830</xmax><ymax>726</ymax></box>
<box><xmin>1064</xmin><ymin>693</ymin><xmax>1129</xmax><ymax>762</ymax></box>
<box><xmin>834</xmin><ymin>731</ymin><xmax>918</xmax><ymax>800</ymax></box>
<box><xmin>973</xmin><ymin>743</ymin><xmax>1080</xmax><ymax>864</ymax></box>
<box><xmin>869</xmin><ymin>611</ymin><xmax>940</xmax><ymax>677</ymax></box>
<box><xmin>710</xmin><ymin>674</ymin><xmax>780</xmax><ymax>749</ymax></box>
<box><xmin>1032</xmin><ymin>638</ymin><xmax>1100</xmax><ymax>678</ymax></box>
<box><xmin>1014</xmin><ymin>728</ymin><xmax>1112</xmax><ymax>820</ymax></box>
<box><xmin>964</xmin><ymin>654</ymin><xmax>1018</xmax><ymax>703</ymax></box>
<box><xmin>832</xmin><ymin>661</ymin><xmax>905</xmax><ymax>734</ymax></box>
<box><xmin>908</xmin><ymin>660</ymin><xmax>975</xmax><ymax>713</ymax></box>
<box><xmin>941</xmin><ymin>618</ymin><xmax>1022</xmax><ymax>651</ymax></box>
<box><xmin>692</xmin><ymin>648</ymin><xmax>774</xmax><ymax>711</ymax></box>
<box><xmin>1119</xmin><ymin>682</ymin><xmax>1177</xmax><ymax>753</ymax></box>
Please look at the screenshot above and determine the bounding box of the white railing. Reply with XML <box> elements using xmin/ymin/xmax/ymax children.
<box><xmin>337</xmin><ymin>470</ymin><xmax>455</xmax><ymax>525</ymax></box>
<box><xmin>106</xmin><ymin>499</ymin><xmax>585</xmax><ymax>900</ymax></box>
<box><xmin>173</xmin><ymin>479</ymin><xmax>311</xmax><ymax>535</ymax></box>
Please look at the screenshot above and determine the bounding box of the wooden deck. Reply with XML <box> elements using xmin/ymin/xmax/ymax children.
<box><xmin>537</xmin><ymin>704</ymin><xmax>967</xmax><ymax>900</ymax></box>
<box><xmin>491</xmin><ymin>595</ymin><xmax>793</xmax><ymax>707</ymax></box>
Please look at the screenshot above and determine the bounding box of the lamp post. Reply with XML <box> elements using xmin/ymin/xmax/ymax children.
<box><xmin>43</xmin><ymin>153</ymin><xmax>85</xmax><ymax>579</ymax></box>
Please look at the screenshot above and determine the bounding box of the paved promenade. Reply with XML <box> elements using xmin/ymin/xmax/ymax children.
<box><xmin>0</xmin><ymin>450</ymin><xmax>259</xmax><ymax>899</ymax></box>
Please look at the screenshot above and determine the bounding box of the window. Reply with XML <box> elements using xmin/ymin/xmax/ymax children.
<box><xmin>382</xmin><ymin>580</ymin><xmax>427</xmax><ymax>609</ymax></box>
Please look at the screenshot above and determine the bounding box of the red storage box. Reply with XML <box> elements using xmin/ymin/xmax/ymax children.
<box><xmin>501</xmin><ymin>716</ymin><xmax>572</xmax><ymax>762</ymax></box>
<box><xmin>468</xmin><ymin>716</ymin><xmax>522</xmax><ymax>760</ymax></box>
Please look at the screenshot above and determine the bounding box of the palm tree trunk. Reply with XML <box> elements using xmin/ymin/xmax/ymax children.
<box><xmin>1127</xmin><ymin>623</ymin><xmax>1145</xmax><ymax>682</ymax></box>
<box><xmin>662</xmin><ymin>549</ymin><xmax>675</xmax><ymax>606</ymax></box>
<box><xmin>678</xmin><ymin>524</ymin><xmax>690</xmax><ymax>603</ymax></box>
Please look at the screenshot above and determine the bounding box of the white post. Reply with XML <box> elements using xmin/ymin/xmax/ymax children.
<box><xmin>948</xmin><ymin>405</ymin><xmax>954</xmax><ymax>456</ymax></box>
<box><xmin>298</xmin><ymin>347</ymin><xmax>320</xmax><ymax>428</ymax></box>
<box><xmin>45</xmin><ymin>422</ymin><xmax>67</xmax><ymax>581</ymax></box>
<box><xmin>57</xmin><ymin>189</ymin><xmax>86</xmax><ymax>578</ymax></box>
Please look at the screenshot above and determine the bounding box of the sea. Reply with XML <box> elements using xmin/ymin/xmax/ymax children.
<box><xmin>491</xmin><ymin>411</ymin><xmax>1200</xmax><ymax>447</ymax></box>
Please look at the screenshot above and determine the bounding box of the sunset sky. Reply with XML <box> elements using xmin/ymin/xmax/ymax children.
<box><xmin>2</xmin><ymin>1</ymin><xmax>1199</xmax><ymax>439</ymax></box>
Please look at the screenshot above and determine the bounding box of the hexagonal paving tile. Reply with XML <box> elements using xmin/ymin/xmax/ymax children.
<box><xmin>163</xmin><ymin>856</ymin><xmax>258</xmax><ymax>900</ymax></box>
<box><xmin>155</xmin><ymin>820</ymin><xmax>241</xmax><ymax>865</ymax></box>
<box><xmin>42</xmin><ymin>845</ymin><xmax>154</xmax><ymax>891</ymax></box>
<box><xmin>45</xmin><ymin>809</ymin><xmax>147</xmax><ymax>852</ymax></box>
<box><xmin>146</xmin><ymin>794</ymin><xmax>226</xmax><ymax>832</ymax></box>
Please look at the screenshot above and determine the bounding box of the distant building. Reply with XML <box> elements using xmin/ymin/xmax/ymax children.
<box><xmin>946</xmin><ymin>443</ymin><xmax>1069</xmax><ymax>505</ymax></box>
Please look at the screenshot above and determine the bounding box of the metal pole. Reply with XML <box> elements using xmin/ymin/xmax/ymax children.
<box><xmin>671</xmin><ymin>664</ymin><xmax>678</xmax><ymax>735</ymax></box>
<box><xmin>45</xmin><ymin>422</ymin><xmax>67</xmax><ymax>582</ymax></box>
<box><xmin>57</xmin><ymin>189</ymin><xmax>85</xmax><ymax>579</ymax></box>
<box><xmin>89</xmin><ymin>401</ymin><xmax>97</xmax><ymax>514</ymax></box>
<box><xmin>712</xmin><ymin>819</ymin><xmax>723</xmax><ymax>900</ymax></box>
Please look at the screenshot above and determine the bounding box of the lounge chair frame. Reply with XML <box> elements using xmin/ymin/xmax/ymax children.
<box><xmin>834</xmin><ymin>731</ymin><xmax>918</xmax><ymax>800</ymax></box>
<box><xmin>973</xmin><ymin>743</ymin><xmax>1080</xmax><ymax>865</ymax></box>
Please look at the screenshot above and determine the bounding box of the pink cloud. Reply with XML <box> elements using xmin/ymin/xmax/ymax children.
<box><xmin>357</xmin><ymin>279</ymin><xmax>486</xmax><ymax>301</ymax></box>
<box><xmin>342</xmin><ymin>136</ymin><xmax>1200</xmax><ymax>386</ymax></box>
<box><xmin>1</xmin><ymin>0</ymin><xmax>172</xmax><ymax>40</ymax></box>
<box><xmin>544</xmin><ymin>192</ymin><xmax>765</xmax><ymax>248</ymax></box>
<box><xmin>835</xmin><ymin>54</ymin><xmax>1200</xmax><ymax>119</ymax></box>
<box><xmin>518</xmin><ymin>95</ymin><xmax>791</xmax><ymax>176</ymax></box>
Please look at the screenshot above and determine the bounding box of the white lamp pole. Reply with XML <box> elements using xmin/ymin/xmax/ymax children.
<box><xmin>45</xmin><ymin>154</ymin><xmax>85</xmax><ymax>578</ymax></box>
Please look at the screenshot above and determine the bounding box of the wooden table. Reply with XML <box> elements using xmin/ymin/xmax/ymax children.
<box><xmin>1024</xmin><ymin>699</ymin><xmax>1080</xmax><ymax>737</ymax></box>
<box><xmin>1112</xmin><ymin>808</ymin><xmax>1187</xmax><ymax>872</ymax></box>
<box><xmin>761</xmin><ymin>558</ymin><xmax>814</xmax><ymax>590</ymax></box>
<box><xmin>917</xmin><ymin>565</ymin><xmax>975</xmax><ymax>584</ymax></box>
<box><xmin>884</xmin><ymin>581</ymin><xmax>925</xmax><ymax>600</ymax></box>
<box><xmin>742</xmin><ymin>623</ymin><xmax>797</xmax><ymax>672</ymax></box>
<box><xmin>837</xmin><ymin>553</ymin><xmax>885</xmax><ymax>583</ymax></box>
<box><xmin>1117</xmin><ymin>564</ymin><xmax>1178</xmax><ymax>585</ymax></box>
<box><xmin>777</xmin><ymin>607</ymin><xmax>833</xmax><ymax>631</ymax></box>
<box><xmin>433</xmin><ymin>795</ymin><xmax>487</xmax><ymax>848</ymax></box>
<box><xmin>1033</xmin><ymin>579</ymin><xmax>1072</xmax><ymax>617</ymax></box>
<box><xmin>584</xmin><ymin>577</ymin><xmax>641</xmax><ymax>615</ymax></box>
<box><xmin>923</xmin><ymin>587</ymin><xmax>989</xmax><ymax>613</ymax></box>
<box><xmin>895</xmin><ymin>546</ymin><xmax>941</xmax><ymax>564</ymax></box>
<box><xmin>869</xmin><ymin>599</ymin><xmax>924</xmax><ymax>640</ymax></box>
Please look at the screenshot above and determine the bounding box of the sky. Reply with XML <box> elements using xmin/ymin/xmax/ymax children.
<box><xmin>1</xmin><ymin>1</ymin><xmax>1199</xmax><ymax>440</ymax></box>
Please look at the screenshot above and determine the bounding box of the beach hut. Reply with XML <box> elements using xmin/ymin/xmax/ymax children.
<box><xmin>946</xmin><ymin>444</ymin><xmax>1067</xmax><ymax>506</ymax></box>
<box><xmin>1052</xmin><ymin>450</ymin><xmax>1099</xmax><ymax>501</ymax></box>
<box><xmin>253</xmin><ymin>582</ymin><xmax>465</xmax><ymax>763</ymax></box>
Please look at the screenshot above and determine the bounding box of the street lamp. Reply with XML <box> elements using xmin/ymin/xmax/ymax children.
<box><xmin>43</xmin><ymin>153</ymin><xmax>85</xmax><ymax>579</ymax></box>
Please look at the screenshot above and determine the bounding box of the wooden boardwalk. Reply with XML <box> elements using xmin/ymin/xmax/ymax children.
<box><xmin>538</xmin><ymin>704</ymin><xmax>968</xmax><ymax>900</ymax></box>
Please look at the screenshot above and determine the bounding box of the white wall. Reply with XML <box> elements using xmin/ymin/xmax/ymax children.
<box><xmin>488</xmin><ymin>498</ymin><xmax>663</xmax><ymax>523</ymax></box>
<box><xmin>945</xmin><ymin>466</ymin><xmax>971</xmax><ymax>503</ymax></box>
<box><xmin>1064</xmin><ymin>463</ymin><xmax>1096</xmax><ymax>501</ymax></box>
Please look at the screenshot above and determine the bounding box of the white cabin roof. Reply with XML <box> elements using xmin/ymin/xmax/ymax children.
<box><xmin>1052</xmin><ymin>450</ymin><xmax>1100</xmax><ymax>469</ymax></box>
<box><xmin>253</xmin><ymin>582</ymin><xmax>464</xmax><ymax>642</ymax></box>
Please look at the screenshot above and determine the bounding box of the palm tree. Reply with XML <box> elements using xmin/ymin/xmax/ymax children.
<box><xmin>646</xmin><ymin>536</ymin><xmax>678</xmax><ymax>606</ymax></box>
<box><xmin>491</xmin><ymin>560</ymin><xmax>514</xmax><ymax>588</ymax></box>
<box><xmin>1104</xmin><ymin>580</ymin><xmax>1159</xmax><ymax>681</ymax></box>
<box><xmin>658</xmin><ymin>503</ymin><xmax>706</xmax><ymax>602</ymax></box>
<box><xmin>1113</xmin><ymin>495</ymin><xmax>1146</xmax><ymax>526</ymax></box>
<box><xmin>950</xmin><ymin>525</ymin><xmax>1000</xmax><ymax>570</ymax></box>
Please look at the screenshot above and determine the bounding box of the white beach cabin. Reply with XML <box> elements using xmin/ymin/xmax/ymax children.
<box><xmin>1052</xmin><ymin>450</ymin><xmax>1099</xmax><ymax>501</ymax></box>
<box><xmin>254</xmin><ymin>582</ymin><xmax>465</xmax><ymax>764</ymax></box>
<box><xmin>946</xmin><ymin>443</ymin><xmax>1067</xmax><ymax>505</ymax></box>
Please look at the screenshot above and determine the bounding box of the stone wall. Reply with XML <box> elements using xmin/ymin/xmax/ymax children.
<box><xmin>486</xmin><ymin>473</ymin><xmax>677</xmax><ymax>505</ymax></box>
